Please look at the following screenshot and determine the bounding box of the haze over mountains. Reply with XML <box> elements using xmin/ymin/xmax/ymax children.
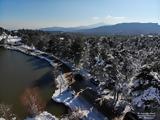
<box><xmin>41</xmin><ymin>23</ymin><xmax>106</xmax><ymax>32</ymax></box>
<box><xmin>41</xmin><ymin>23</ymin><xmax>160</xmax><ymax>35</ymax></box>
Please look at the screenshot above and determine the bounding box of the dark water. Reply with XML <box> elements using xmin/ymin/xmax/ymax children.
<box><xmin>0</xmin><ymin>48</ymin><xmax>68</xmax><ymax>119</ymax></box>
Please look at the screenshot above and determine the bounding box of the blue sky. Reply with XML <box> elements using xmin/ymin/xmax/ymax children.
<box><xmin>0</xmin><ymin>0</ymin><xmax>159</xmax><ymax>29</ymax></box>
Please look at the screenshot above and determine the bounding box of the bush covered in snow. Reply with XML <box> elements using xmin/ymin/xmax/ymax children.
<box><xmin>0</xmin><ymin>103</ymin><xmax>17</xmax><ymax>120</ymax></box>
<box><xmin>131</xmin><ymin>66</ymin><xmax>160</xmax><ymax>112</ymax></box>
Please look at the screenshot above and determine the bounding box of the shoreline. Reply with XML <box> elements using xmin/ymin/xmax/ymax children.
<box><xmin>2</xmin><ymin>44</ymin><xmax>107</xmax><ymax>120</ymax></box>
<box><xmin>3</xmin><ymin>45</ymin><xmax>56</xmax><ymax>67</ymax></box>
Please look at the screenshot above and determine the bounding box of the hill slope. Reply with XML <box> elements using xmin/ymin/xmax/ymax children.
<box><xmin>41</xmin><ymin>23</ymin><xmax>160</xmax><ymax>35</ymax></box>
<box><xmin>77</xmin><ymin>23</ymin><xmax>160</xmax><ymax>35</ymax></box>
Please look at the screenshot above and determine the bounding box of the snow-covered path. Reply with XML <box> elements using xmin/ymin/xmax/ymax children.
<box><xmin>53</xmin><ymin>89</ymin><xmax>108</xmax><ymax>120</ymax></box>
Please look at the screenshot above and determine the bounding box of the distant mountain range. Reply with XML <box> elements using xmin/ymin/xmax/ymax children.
<box><xmin>41</xmin><ymin>23</ymin><xmax>106</xmax><ymax>32</ymax></box>
<box><xmin>41</xmin><ymin>23</ymin><xmax>160</xmax><ymax>35</ymax></box>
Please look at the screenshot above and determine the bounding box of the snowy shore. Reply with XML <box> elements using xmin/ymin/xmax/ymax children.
<box><xmin>2</xmin><ymin>42</ymin><xmax>108</xmax><ymax>120</ymax></box>
<box><xmin>3</xmin><ymin>44</ymin><xmax>56</xmax><ymax>67</ymax></box>
<box><xmin>52</xmin><ymin>74</ymin><xmax>107</xmax><ymax>120</ymax></box>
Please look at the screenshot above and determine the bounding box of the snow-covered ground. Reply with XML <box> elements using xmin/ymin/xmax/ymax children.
<box><xmin>132</xmin><ymin>87</ymin><xmax>160</xmax><ymax>108</ymax></box>
<box><xmin>0</xmin><ymin>33</ymin><xmax>7</xmax><ymax>41</ymax></box>
<box><xmin>6</xmin><ymin>35</ymin><xmax>21</xmax><ymax>43</ymax></box>
<box><xmin>53</xmin><ymin>89</ymin><xmax>108</xmax><ymax>120</ymax></box>
<box><xmin>4</xmin><ymin>44</ymin><xmax>57</xmax><ymax>67</ymax></box>
<box><xmin>0</xmin><ymin>118</ymin><xmax>6</xmax><ymax>120</ymax></box>
<box><xmin>0</xmin><ymin>34</ymin><xmax>21</xmax><ymax>43</ymax></box>
<box><xmin>24</xmin><ymin>111</ymin><xmax>58</xmax><ymax>120</ymax></box>
<box><xmin>0</xmin><ymin>117</ymin><xmax>16</xmax><ymax>120</ymax></box>
<box><xmin>52</xmin><ymin>74</ymin><xmax>108</xmax><ymax>120</ymax></box>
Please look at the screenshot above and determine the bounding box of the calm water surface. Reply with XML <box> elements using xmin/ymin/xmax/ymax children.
<box><xmin>0</xmin><ymin>48</ymin><xmax>68</xmax><ymax>119</ymax></box>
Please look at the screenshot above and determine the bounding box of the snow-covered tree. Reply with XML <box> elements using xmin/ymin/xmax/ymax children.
<box><xmin>130</xmin><ymin>66</ymin><xmax>160</xmax><ymax>112</ymax></box>
<box><xmin>0</xmin><ymin>103</ymin><xmax>17</xmax><ymax>120</ymax></box>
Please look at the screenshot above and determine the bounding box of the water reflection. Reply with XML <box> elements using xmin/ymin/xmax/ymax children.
<box><xmin>0</xmin><ymin>48</ymin><xmax>68</xmax><ymax>119</ymax></box>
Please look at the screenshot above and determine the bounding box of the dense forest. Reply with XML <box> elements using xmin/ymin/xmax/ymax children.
<box><xmin>0</xmin><ymin>27</ymin><xmax>160</xmax><ymax>119</ymax></box>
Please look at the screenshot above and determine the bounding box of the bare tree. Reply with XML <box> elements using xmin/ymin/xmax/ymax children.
<box><xmin>20</xmin><ymin>88</ymin><xmax>45</xmax><ymax>117</ymax></box>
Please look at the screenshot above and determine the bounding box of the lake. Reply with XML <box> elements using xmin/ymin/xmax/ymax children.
<box><xmin>0</xmin><ymin>47</ymin><xmax>68</xmax><ymax>119</ymax></box>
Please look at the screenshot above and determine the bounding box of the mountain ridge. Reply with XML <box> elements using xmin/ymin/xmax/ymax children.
<box><xmin>41</xmin><ymin>22</ymin><xmax>160</xmax><ymax>35</ymax></box>
<box><xmin>40</xmin><ymin>22</ymin><xmax>106</xmax><ymax>32</ymax></box>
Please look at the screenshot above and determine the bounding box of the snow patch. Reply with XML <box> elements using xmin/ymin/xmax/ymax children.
<box><xmin>0</xmin><ymin>118</ymin><xmax>5</xmax><ymax>120</ymax></box>
<box><xmin>24</xmin><ymin>111</ymin><xmax>58</xmax><ymax>120</ymax></box>
<box><xmin>6</xmin><ymin>35</ymin><xmax>21</xmax><ymax>43</ymax></box>
<box><xmin>132</xmin><ymin>87</ymin><xmax>160</xmax><ymax>107</ymax></box>
<box><xmin>52</xmin><ymin>73</ymin><xmax>107</xmax><ymax>120</ymax></box>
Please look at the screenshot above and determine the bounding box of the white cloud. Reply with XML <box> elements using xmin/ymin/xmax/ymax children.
<box><xmin>104</xmin><ymin>15</ymin><xmax>127</xmax><ymax>24</ymax></box>
<box><xmin>91</xmin><ymin>15</ymin><xmax>159</xmax><ymax>25</ymax></box>
<box><xmin>91</xmin><ymin>15</ymin><xmax>128</xmax><ymax>25</ymax></box>
<box><xmin>92</xmin><ymin>16</ymin><xmax>100</xmax><ymax>20</ymax></box>
<box><xmin>105</xmin><ymin>15</ymin><xmax>126</xmax><ymax>21</ymax></box>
